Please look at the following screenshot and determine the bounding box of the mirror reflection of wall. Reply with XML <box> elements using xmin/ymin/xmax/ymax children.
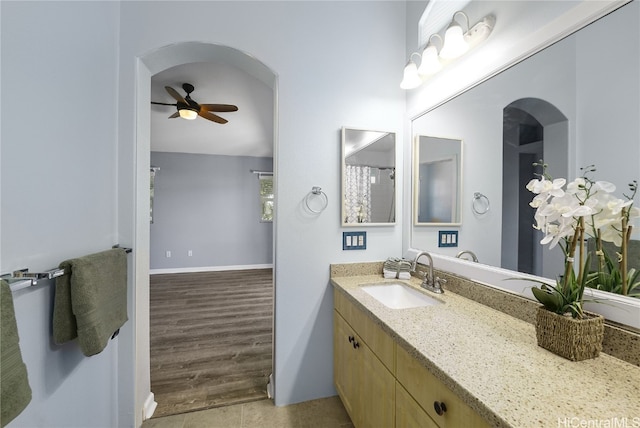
<box><xmin>414</xmin><ymin>136</ymin><xmax>462</xmax><ymax>225</ymax></box>
<box><xmin>410</xmin><ymin>1</ymin><xmax>638</xmax><ymax>297</ymax></box>
<box><xmin>342</xmin><ymin>128</ymin><xmax>396</xmax><ymax>225</ymax></box>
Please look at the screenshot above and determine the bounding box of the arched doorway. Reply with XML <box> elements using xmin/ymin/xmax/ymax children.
<box><xmin>501</xmin><ymin>97</ymin><xmax>567</xmax><ymax>279</ymax></box>
<box><xmin>133</xmin><ymin>42</ymin><xmax>278</xmax><ymax>420</ymax></box>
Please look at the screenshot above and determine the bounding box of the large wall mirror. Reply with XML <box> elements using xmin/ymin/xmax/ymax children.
<box><xmin>413</xmin><ymin>136</ymin><xmax>462</xmax><ymax>226</ymax></box>
<box><xmin>342</xmin><ymin>127</ymin><xmax>396</xmax><ymax>226</ymax></box>
<box><xmin>410</xmin><ymin>1</ymin><xmax>639</xmax><ymax>312</ymax></box>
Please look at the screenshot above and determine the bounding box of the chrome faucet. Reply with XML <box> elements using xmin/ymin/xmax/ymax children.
<box><xmin>412</xmin><ymin>251</ymin><xmax>446</xmax><ymax>294</ymax></box>
<box><xmin>456</xmin><ymin>250</ymin><xmax>478</xmax><ymax>263</ymax></box>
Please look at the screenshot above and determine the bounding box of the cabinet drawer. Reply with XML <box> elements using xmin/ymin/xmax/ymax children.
<box><xmin>396</xmin><ymin>345</ymin><xmax>489</xmax><ymax>428</ymax></box>
<box><xmin>396</xmin><ymin>382</ymin><xmax>439</xmax><ymax>428</ymax></box>
<box><xmin>334</xmin><ymin>290</ymin><xmax>395</xmax><ymax>372</ymax></box>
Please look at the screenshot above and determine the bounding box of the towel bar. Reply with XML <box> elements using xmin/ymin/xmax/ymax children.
<box><xmin>1</xmin><ymin>246</ymin><xmax>132</xmax><ymax>289</ymax></box>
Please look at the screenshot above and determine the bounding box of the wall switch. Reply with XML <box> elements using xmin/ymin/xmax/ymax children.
<box><xmin>188</xmin><ymin>250</ymin><xmax>193</xmax><ymax>257</ymax></box>
<box><xmin>343</xmin><ymin>231</ymin><xmax>366</xmax><ymax>250</ymax></box>
<box><xmin>165</xmin><ymin>250</ymin><xmax>171</xmax><ymax>258</ymax></box>
<box><xmin>438</xmin><ymin>231</ymin><xmax>458</xmax><ymax>248</ymax></box>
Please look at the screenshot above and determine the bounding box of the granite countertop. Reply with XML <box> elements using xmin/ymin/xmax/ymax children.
<box><xmin>331</xmin><ymin>274</ymin><xmax>640</xmax><ymax>428</ymax></box>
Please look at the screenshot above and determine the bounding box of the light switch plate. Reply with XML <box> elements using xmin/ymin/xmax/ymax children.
<box><xmin>343</xmin><ymin>231</ymin><xmax>367</xmax><ymax>250</ymax></box>
<box><xmin>438</xmin><ymin>230</ymin><xmax>458</xmax><ymax>247</ymax></box>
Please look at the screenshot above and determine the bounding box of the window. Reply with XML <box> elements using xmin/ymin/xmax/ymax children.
<box><xmin>259</xmin><ymin>175</ymin><xmax>274</xmax><ymax>222</ymax></box>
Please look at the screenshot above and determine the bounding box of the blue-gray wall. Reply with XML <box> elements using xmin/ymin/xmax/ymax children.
<box><xmin>1</xmin><ymin>2</ymin><xmax>121</xmax><ymax>427</ymax></box>
<box><xmin>150</xmin><ymin>152</ymin><xmax>273</xmax><ymax>271</ymax></box>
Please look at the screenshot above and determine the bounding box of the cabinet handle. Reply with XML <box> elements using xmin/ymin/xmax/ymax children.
<box><xmin>434</xmin><ymin>401</ymin><xmax>447</xmax><ymax>416</ymax></box>
<box><xmin>348</xmin><ymin>335</ymin><xmax>354</xmax><ymax>343</ymax></box>
<box><xmin>352</xmin><ymin>340</ymin><xmax>359</xmax><ymax>349</ymax></box>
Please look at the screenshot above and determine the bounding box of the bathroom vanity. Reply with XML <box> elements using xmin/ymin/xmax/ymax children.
<box><xmin>331</xmin><ymin>263</ymin><xmax>640</xmax><ymax>428</ymax></box>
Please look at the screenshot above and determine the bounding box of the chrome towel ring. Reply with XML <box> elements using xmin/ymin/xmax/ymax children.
<box><xmin>305</xmin><ymin>186</ymin><xmax>328</xmax><ymax>213</ymax></box>
<box><xmin>472</xmin><ymin>192</ymin><xmax>490</xmax><ymax>215</ymax></box>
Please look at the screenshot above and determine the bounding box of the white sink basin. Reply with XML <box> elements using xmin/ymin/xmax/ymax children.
<box><xmin>361</xmin><ymin>282</ymin><xmax>442</xmax><ymax>309</ymax></box>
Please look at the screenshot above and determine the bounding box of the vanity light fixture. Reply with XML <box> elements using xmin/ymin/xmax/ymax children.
<box><xmin>440</xmin><ymin>11</ymin><xmax>470</xmax><ymax>59</ymax></box>
<box><xmin>400</xmin><ymin>52</ymin><xmax>423</xmax><ymax>90</ymax></box>
<box><xmin>400</xmin><ymin>11</ymin><xmax>495</xmax><ymax>89</ymax></box>
<box><xmin>178</xmin><ymin>107</ymin><xmax>198</xmax><ymax>120</ymax></box>
<box><xmin>417</xmin><ymin>34</ymin><xmax>444</xmax><ymax>76</ymax></box>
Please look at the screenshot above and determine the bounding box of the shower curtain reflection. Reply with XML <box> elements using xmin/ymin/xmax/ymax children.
<box><xmin>344</xmin><ymin>165</ymin><xmax>396</xmax><ymax>223</ymax></box>
<box><xmin>344</xmin><ymin>165</ymin><xmax>371</xmax><ymax>223</ymax></box>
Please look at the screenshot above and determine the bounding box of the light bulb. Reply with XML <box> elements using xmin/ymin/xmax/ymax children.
<box><xmin>418</xmin><ymin>44</ymin><xmax>442</xmax><ymax>76</ymax></box>
<box><xmin>440</xmin><ymin>22</ymin><xmax>468</xmax><ymax>59</ymax></box>
<box><xmin>400</xmin><ymin>60</ymin><xmax>422</xmax><ymax>89</ymax></box>
<box><xmin>179</xmin><ymin>109</ymin><xmax>198</xmax><ymax>120</ymax></box>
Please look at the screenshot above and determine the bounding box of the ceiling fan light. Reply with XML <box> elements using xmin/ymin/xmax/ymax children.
<box><xmin>179</xmin><ymin>108</ymin><xmax>198</xmax><ymax>120</ymax></box>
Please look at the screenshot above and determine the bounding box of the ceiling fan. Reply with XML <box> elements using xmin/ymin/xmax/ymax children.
<box><xmin>151</xmin><ymin>83</ymin><xmax>238</xmax><ymax>124</ymax></box>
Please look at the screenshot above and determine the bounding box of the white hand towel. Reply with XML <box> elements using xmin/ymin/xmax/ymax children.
<box><xmin>383</xmin><ymin>269</ymin><xmax>397</xmax><ymax>279</ymax></box>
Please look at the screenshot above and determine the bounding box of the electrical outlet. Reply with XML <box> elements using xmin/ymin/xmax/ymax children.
<box><xmin>165</xmin><ymin>251</ymin><xmax>171</xmax><ymax>258</ymax></box>
<box><xmin>188</xmin><ymin>250</ymin><xmax>193</xmax><ymax>257</ymax></box>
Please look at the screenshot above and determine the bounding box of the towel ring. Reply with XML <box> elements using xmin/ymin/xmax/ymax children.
<box><xmin>472</xmin><ymin>192</ymin><xmax>490</xmax><ymax>215</ymax></box>
<box><xmin>305</xmin><ymin>186</ymin><xmax>328</xmax><ymax>214</ymax></box>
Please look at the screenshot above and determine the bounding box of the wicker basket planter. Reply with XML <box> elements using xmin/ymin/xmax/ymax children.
<box><xmin>535</xmin><ymin>306</ymin><xmax>605</xmax><ymax>361</ymax></box>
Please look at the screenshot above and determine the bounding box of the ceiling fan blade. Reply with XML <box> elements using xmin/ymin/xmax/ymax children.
<box><xmin>168</xmin><ymin>112</ymin><xmax>180</xmax><ymax>119</ymax></box>
<box><xmin>165</xmin><ymin>86</ymin><xmax>187</xmax><ymax>104</ymax></box>
<box><xmin>199</xmin><ymin>110</ymin><xmax>228</xmax><ymax>124</ymax></box>
<box><xmin>151</xmin><ymin>101</ymin><xmax>177</xmax><ymax>106</ymax></box>
<box><xmin>200</xmin><ymin>104</ymin><xmax>238</xmax><ymax>112</ymax></box>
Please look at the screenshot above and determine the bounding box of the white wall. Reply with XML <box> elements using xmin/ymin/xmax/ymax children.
<box><xmin>2</xmin><ymin>1</ymin><xmax>406</xmax><ymax>425</ymax></box>
<box><xmin>115</xmin><ymin>0</ymin><xmax>407</xmax><ymax>417</ymax></box>
<box><xmin>1</xmin><ymin>1</ymin><xmax>121</xmax><ymax>427</ymax></box>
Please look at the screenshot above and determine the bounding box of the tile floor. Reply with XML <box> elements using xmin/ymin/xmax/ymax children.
<box><xmin>141</xmin><ymin>396</ymin><xmax>354</xmax><ymax>428</ymax></box>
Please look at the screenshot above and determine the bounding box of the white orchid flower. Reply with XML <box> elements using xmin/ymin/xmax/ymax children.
<box><xmin>529</xmin><ymin>194</ymin><xmax>548</xmax><ymax>208</ymax></box>
<box><xmin>606</xmin><ymin>198</ymin><xmax>634</xmax><ymax>215</ymax></box>
<box><xmin>593</xmin><ymin>181</ymin><xmax>616</xmax><ymax>193</ymax></box>
<box><xmin>562</xmin><ymin>204</ymin><xmax>594</xmax><ymax>218</ymax></box>
<box><xmin>600</xmin><ymin>224</ymin><xmax>624</xmax><ymax>246</ymax></box>
<box><xmin>526</xmin><ymin>177</ymin><xmax>565</xmax><ymax>196</ymax></box>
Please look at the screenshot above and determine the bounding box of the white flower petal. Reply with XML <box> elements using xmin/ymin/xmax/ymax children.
<box><xmin>594</xmin><ymin>181</ymin><xmax>616</xmax><ymax>193</ymax></box>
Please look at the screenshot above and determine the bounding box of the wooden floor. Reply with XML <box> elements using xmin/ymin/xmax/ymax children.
<box><xmin>150</xmin><ymin>269</ymin><xmax>273</xmax><ymax>417</ymax></box>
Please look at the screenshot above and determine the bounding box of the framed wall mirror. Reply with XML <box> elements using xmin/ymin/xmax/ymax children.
<box><xmin>342</xmin><ymin>127</ymin><xmax>396</xmax><ymax>226</ymax></box>
<box><xmin>413</xmin><ymin>136</ymin><xmax>462</xmax><ymax>226</ymax></box>
<box><xmin>410</xmin><ymin>1</ymin><xmax>639</xmax><ymax>318</ymax></box>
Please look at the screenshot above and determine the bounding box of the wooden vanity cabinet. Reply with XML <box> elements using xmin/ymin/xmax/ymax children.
<box><xmin>334</xmin><ymin>292</ymin><xmax>395</xmax><ymax>428</ymax></box>
<box><xmin>396</xmin><ymin>345</ymin><xmax>489</xmax><ymax>428</ymax></box>
<box><xmin>334</xmin><ymin>289</ymin><xmax>490</xmax><ymax>428</ymax></box>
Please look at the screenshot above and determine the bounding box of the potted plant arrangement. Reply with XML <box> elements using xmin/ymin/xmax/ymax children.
<box><xmin>525</xmin><ymin>161</ymin><xmax>639</xmax><ymax>361</ymax></box>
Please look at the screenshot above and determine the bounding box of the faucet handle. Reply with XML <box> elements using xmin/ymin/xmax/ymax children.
<box><xmin>434</xmin><ymin>277</ymin><xmax>447</xmax><ymax>290</ymax></box>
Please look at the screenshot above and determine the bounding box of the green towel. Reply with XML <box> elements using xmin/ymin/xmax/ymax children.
<box><xmin>53</xmin><ymin>248</ymin><xmax>128</xmax><ymax>356</ymax></box>
<box><xmin>1</xmin><ymin>280</ymin><xmax>32</xmax><ymax>427</ymax></box>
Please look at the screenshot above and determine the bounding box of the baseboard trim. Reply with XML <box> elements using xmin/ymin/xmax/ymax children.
<box><xmin>142</xmin><ymin>392</ymin><xmax>158</xmax><ymax>420</ymax></box>
<box><xmin>150</xmin><ymin>264</ymin><xmax>273</xmax><ymax>275</ymax></box>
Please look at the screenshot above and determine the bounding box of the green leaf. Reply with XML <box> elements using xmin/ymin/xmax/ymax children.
<box><xmin>532</xmin><ymin>286</ymin><xmax>563</xmax><ymax>312</ymax></box>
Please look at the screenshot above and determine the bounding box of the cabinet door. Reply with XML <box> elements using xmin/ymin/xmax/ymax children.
<box><xmin>334</xmin><ymin>311</ymin><xmax>362</xmax><ymax>426</ymax></box>
<box><xmin>396</xmin><ymin>382</ymin><xmax>439</xmax><ymax>428</ymax></box>
<box><xmin>396</xmin><ymin>345</ymin><xmax>489</xmax><ymax>428</ymax></box>
<box><xmin>361</xmin><ymin>344</ymin><xmax>395</xmax><ymax>428</ymax></box>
